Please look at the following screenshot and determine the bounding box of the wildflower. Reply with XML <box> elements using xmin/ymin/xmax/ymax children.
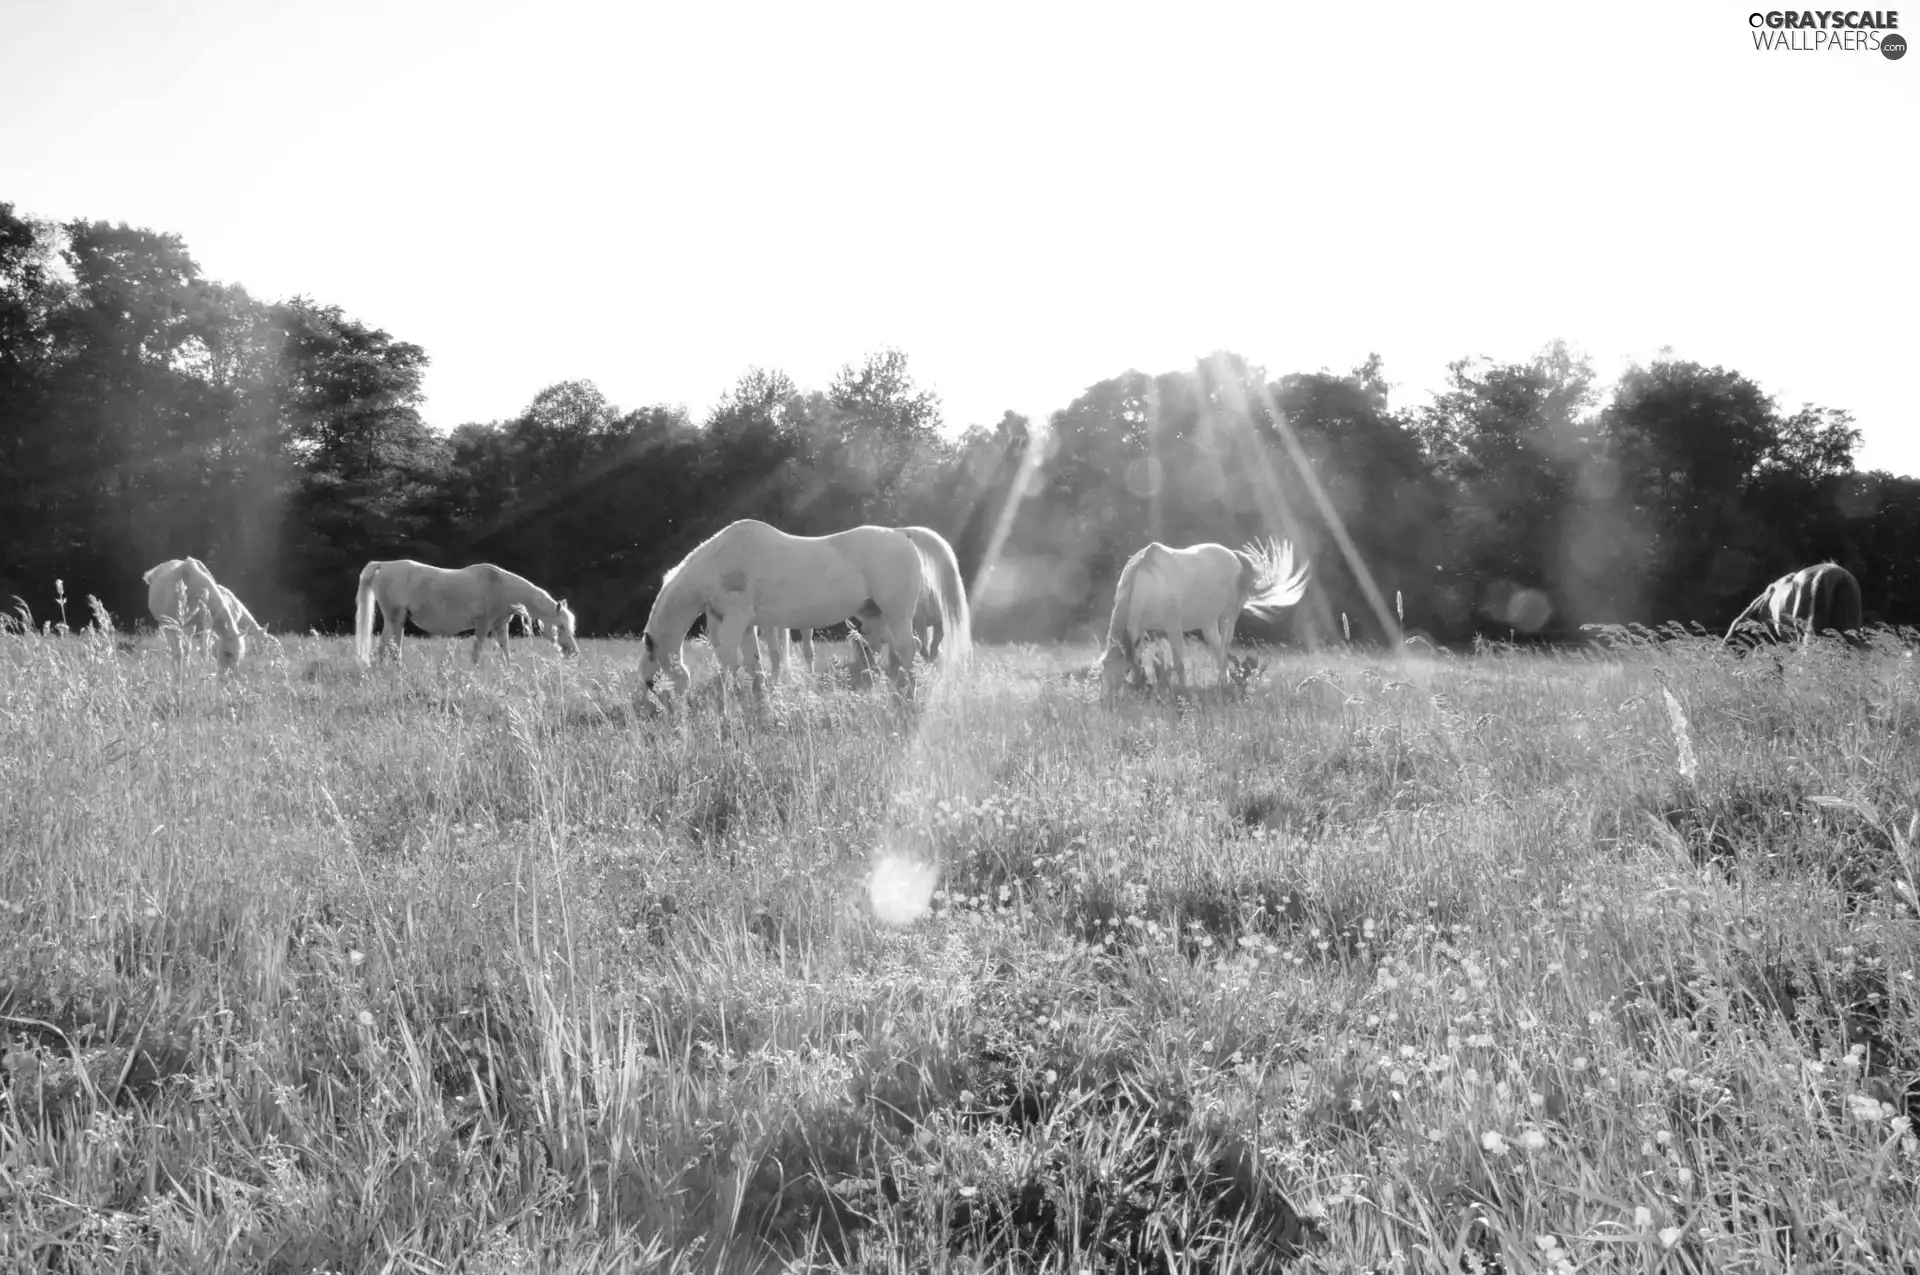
<box><xmin>1667</xmin><ymin>1067</ymin><xmax>1689</xmax><ymax>1083</ymax></box>
<box><xmin>1655</xmin><ymin>1129</ymin><xmax>1672</xmax><ymax>1146</ymax></box>
<box><xmin>1658</xmin><ymin>1226</ymin><xmax>1684</xmax><ymax>1249</ymax></box>
<box><xmin>1480</xmin><ymin>1130</ymin><xmax>1508</xmax><ymax>1155</ymax></box>
<box><xmin>1847</xmin><ymin>1093</ymin><xmax>1892</xmax><ymax>1122</ymax></box>
<box><xmin>1634</xmin><ymin>1206</ymin><xmax>1653</xmax><ymax>1228</ymax></box>
<box><xmin>1518</xmin><ymin>1128</ymin><xmax>1547</xmax><ymax>1151</ymax></box>
<box><xmin>357</xmin><ymin>1010</ymin><xmax>374</xmax><ymax>1027</ymax></box>
<box><xmin>348</xmin><ymin>949</ymin><xmax>365</xmax><ymax>966</ymax></box>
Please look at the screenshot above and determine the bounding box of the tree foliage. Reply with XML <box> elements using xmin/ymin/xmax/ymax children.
<box><xmin>1</xmin><ymin>204</ymin><xmax>1912</xmax><ymax>642</ymax></box>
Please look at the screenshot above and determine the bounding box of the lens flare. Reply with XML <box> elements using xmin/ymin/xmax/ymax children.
<box><xmin>869</xmin><ymin>854</ymin><xmax>940</xmax><ymax>927</ymax></box>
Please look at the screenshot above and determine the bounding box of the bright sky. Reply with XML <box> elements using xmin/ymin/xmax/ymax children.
<box><xmin>4</xmin><ymin>0</ymin><xmax>1915</xmax><ymax>473</ymax></box>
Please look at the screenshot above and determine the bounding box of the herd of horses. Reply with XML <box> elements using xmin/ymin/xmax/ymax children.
<box><xmin>138</xmin><ymin>523</ymin><xmax>1870</xmax><ymax>702</ymax></box>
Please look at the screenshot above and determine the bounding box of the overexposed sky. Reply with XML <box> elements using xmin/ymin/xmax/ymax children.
<box><xmin>4</xmin><ymin>0</ymin><xmax>1915</xmax><ymax>473</ymax></box>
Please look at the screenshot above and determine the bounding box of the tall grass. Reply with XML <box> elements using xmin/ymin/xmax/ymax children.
<box><xmin>2</xmin><ymin>615</ymin><xmax>1916</xmax><ymax>1272</ymax></box>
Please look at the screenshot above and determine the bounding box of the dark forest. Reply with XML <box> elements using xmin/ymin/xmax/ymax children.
<box><xmin>4</xmin><ymin>203</ymin><xmax>1913</xmax><ymax>647</ymax></box>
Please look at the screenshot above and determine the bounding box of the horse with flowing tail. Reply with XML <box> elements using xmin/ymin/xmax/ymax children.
<box><xmin>1723</xmin><ymin>562</ymin><xmax>1863</xmax><ymax>650</ymax></box>
<box><xmin>1099</xmin><ymin>538</ymin><xmax>1310</xmax><ymax>698</ymax></box>
<box><xmin>355</xmin><ymin>560</ymin><xmax>578</xmax><ymax>666</ymax></box>
<box><xmin>144</xmin><ymin>557</ymin><xmax>255</xmax><ymax>673</ymax></box>
<box><xmin>638</xmin><ymin>520</ymin><xmax>971</xmax><ymax>712</ymax></box>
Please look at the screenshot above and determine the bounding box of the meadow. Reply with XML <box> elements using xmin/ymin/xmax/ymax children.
<box><xmin>2</xmin><ymin>616</ymin><xmax>1917</xmax><ymax>1273</ymax></box>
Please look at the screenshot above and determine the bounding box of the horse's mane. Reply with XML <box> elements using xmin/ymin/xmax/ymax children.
<box><xmin>662</xmin><ymin>520</ymin><xmax>755</xmax><ymax>588</ymax></box>
<box><xmin>176</xmin><ymin>558</ymin><xmax>243</xmax><ymax>638</ymax></box>
<box><xmin>1105</xmin><ymin>545</ymin><xmax>1155</xmax><ymax>650</ymax></box>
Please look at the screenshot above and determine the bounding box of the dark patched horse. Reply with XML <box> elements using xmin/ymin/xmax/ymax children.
<box><xmin>1723</xmin><ymin>562</ymin><xmax>1863</xmax><ymax>649</ymax></box>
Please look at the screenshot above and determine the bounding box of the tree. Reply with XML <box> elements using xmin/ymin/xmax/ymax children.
<box><xmin>275</xmin><ymin>298</ymin><xmax>443</xmax><ymax>622</ymax></box>
<box><xmin>1417</xmin><ymin>342</ymin><xmax>1600</xmax><ymax>633</ymax></box>
<box><xmin>798</xmin><ymin>349</ymin><xmax>947</xmax><ymax>526</ymax></box>
<box><xmin>0</xmin><ymin>206</ymin><xmax>73</xmax><ymax>603</ymax></box>
<box><xmin>1599</xmin><ymin>359</ymin><xmax>1781</xmax><ymax>625</ymax></box>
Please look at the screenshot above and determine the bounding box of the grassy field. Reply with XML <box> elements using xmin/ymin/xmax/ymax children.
<box><xmin>2</xmin><ymin>618</ymin><xmax>1917</xmax><ymax>1273</ymax></box>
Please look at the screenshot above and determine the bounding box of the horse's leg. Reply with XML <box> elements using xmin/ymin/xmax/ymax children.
<box><xmin>1168</xmin><ymin>630</ymin><xmax>1190</xmax><ymax>695</ymax></box>
<box><xmin>760</xmin><ymin>627</ymin><xmax>781</xmax><ymax>683</ymax></box>
<box><xmin>881</xmin><ymin>611</ymin><xmax>918</xmax><ymax>696</ymax></box>
<box><xmin>382</xmin><ymin>605</ymin><xmax>405</xmax><ymax>664</ymax></box>
<box><xmin>802</xmin><ymin>630</ymin><xmax>815</xmax><ymax>675</ymax></box>
<box><xmin>740</xmin><ymin>622</ymin><xmax>768</xmax><ymax>703</ymax></box>
<box><xmin>1206</xmin><ymin>616</ymin><xmax>1231</xmax><ymax>685</ymax></box>
<box><xmin>710</xmin><ymin>610</ymin><xmax>755</xmax><ymax>718</ymax></box>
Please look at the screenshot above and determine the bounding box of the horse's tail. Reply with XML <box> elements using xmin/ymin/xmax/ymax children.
<box><xmin>355</xmin><ymin>561</ymin><xmax>382</xmax><ymax>665</ymax></box>
<box><xmin>902</xmin><ymin>526</ymin><xmax>971</xmax><ymax>666</ymax></box>
<box><xmin>1241</xmin><ymin>537</ymin><xmax>1311</xmax><ymax>613</ymax></box>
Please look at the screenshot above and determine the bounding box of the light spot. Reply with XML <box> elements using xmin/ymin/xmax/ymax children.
<box><xmin>869</xmin><ymin>854</ymin><xmax>939</xmax><ymax>927</ymax></box>
<box><xmin>1506</xmin><ymin>588</ymin><xmax>1552</xmax><ymax>633</ymax></box>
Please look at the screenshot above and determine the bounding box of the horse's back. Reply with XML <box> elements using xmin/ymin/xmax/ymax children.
<box><xmin>145</xmin><ymin>560</ymin><xmax>186</xmax><ymax>618</ymax></box>
<box><xmin>1151</xmin><ymin>542</ymin><xmax>1240</xmax><ymax>623</ymax></box>
<box><xmin>146</xmin><ymin>557</ymin><xmax>217</xmax><ymax>611</ymax></box>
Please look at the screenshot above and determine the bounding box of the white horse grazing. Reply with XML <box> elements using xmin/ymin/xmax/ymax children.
<box><xmin>143</xmin><ymin>557</ymin><xmax>252</xmax><ymax>672</ymax></box>
<box><xmin>637</xmin><ymin>520</ymin><xmax>971</xmax><ymax>711</ymax></box>
<box><xmin>354</xmin><ymin>560</ymin><xmax>578</xmax><ymax>666</ymax></box>
<box><xmin>755</xmin><ymin>525</ymin><xmax>961</xmax><ymax>676</ymax></box>
<box><xmin>1099</xmin><ymin>539</ymin><xmax>1310</xmax><ymax>697</ymax></box>
<box><xmin>1723</xmin><ymin>562</ymin><xmax>1863</xmax><ymax>648</ymax></box>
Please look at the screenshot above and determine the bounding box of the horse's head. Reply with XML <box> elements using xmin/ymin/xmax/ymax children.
<box><xmin>552</xmin><ymin>599</ymin><xmax>579</xmax><ymax>657</ymax></box>
<box><xmin>637</xmin><ymin>631</ymin><xmax>688</xmax><ymax>696</ymax></box>
<box><xmin>216</xmin><ymin>631</ymin><xmax>246</xmax><ymax>674</ymax></box>
<box><xmin>1099</xmin><ymin>642</ymin><xmax>1131</xmax><ymax>698</ymax></box>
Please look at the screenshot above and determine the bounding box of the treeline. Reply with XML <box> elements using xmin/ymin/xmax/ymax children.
<box><xmin>4</xmin><ymin>202</ymin><xmax>1916</xmax><ymax>646</ymax></box>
